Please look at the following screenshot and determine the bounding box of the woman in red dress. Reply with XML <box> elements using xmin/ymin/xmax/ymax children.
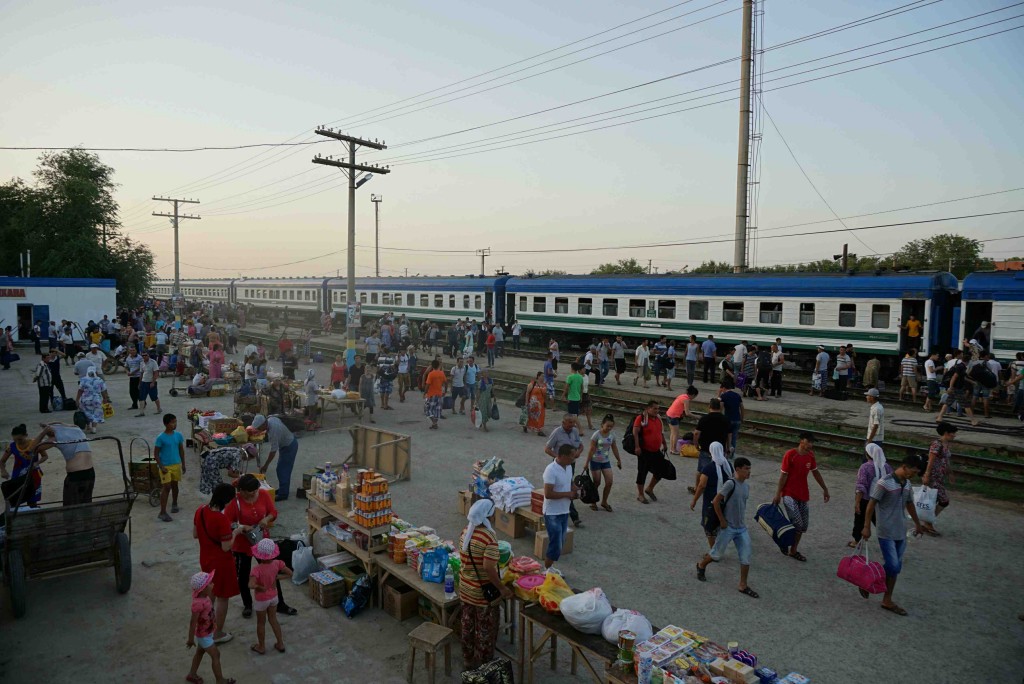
<box><xmin>193</xmin><ymin>483</ymin><xmax>247</xmax><ymax>643</ymax></box>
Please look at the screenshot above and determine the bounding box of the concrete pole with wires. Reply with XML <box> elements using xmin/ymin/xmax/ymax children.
<box><xmin>152</xmin><ymin>196</ymin><xmax>200</xmax><ymax>301</ymax></box>
<box><xmin>371</xmin><ymin>194</ymin><xmax>383</xmax><ymax>277</ymax></box>
<box><xmin>732</xmin><ymin>0</ymin><xmax>754</xmax><ymax>273</ymax></box>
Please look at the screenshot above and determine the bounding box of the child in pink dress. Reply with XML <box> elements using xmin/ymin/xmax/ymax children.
<box><xmin>187</xmin><ymin>570</ymin><xmax>236</xmax><ymax>684</ymax></box>
<box><xmin>248</xmin><ymin>538</ymin><xmax>292</xmax><ymax>655</ymax></box>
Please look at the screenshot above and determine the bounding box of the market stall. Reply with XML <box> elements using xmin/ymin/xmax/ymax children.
<box><xmin>316</xmin><ymin>390</ymin><xmax>365</xmax><ymax>429</ymax></box>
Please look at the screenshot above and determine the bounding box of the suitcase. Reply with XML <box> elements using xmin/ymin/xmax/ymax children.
<box><xmin>754</xmin><ymin>502</ymin><xmax>797</xmax><ymax>554</ymax></box>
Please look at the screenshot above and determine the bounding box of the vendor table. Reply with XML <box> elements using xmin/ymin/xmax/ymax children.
<box><xmin>518</xmin><ymin>602</ymin><xmax>619</xmax><ymax>684</ymax></box>
<box><xmin>306</xmin><ymin>495</ymin><xmax>388</xmax><ymax>588</ymax></box>
<box><xmin>317</xmin><ymin>395</ymin><xmax>365</xmax><ymax>428</ymax></box>
<box><xmin>375</xmin><ymin>553</ymin><xmax>461</xmax><ymax>629</ymax></box>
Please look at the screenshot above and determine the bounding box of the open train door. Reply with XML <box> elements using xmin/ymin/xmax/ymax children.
<box><xmin>962</xmin><ymin>300</ymin><xmax>993</xmax><ymax>352</ymax></box>
<box><xmin>505</xmin><ymin>292</ymin><xmax>516</xmax><ymax>327</ymax></box>
<box><xmin>899</xmin><ymin>299</ymin><xmax>926</xmax><ymax>354</ymax></box>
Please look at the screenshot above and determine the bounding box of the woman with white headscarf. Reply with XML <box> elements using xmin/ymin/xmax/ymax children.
<box><xmin>303</xmin><ymin>368</ymin><xmax>319</xmax><ymax>425</ymax></box>
<box><xmin>458</xmin><ymin>499</ymin><xmax>512</xmax><ymax>671</ymax></box>
<box><xmin>850</xmin><ymin>442</ymin><xmax>892</xmax><ymax>547</ymax></box>
<box><xmin>76</xmin><ymin>366</ymin><xmax>111</xmax><ymax>434</ymax></box>
<box><xmin>689</xmin><ymin>441</ymin><xmax>732</xmax><ymax>549</ymax></box>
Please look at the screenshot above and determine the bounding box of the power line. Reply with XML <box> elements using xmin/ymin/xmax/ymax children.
<box><xmin>0</xmin><ymin>141</ymin><xmax>327</xmax><ymax>153</ymax></box>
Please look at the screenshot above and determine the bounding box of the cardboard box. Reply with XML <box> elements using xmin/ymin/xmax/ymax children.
<box><xmin>306</xmin><ymin>505</ymin><xmax>337</xmax><ymax>527</ymax></box>
<box><xmin>336</xmin><ymin>562</ymin><xmax>366</xmax><ymax>594</ymax></box>
<box><xmin>494</xmin><ymin>509</ymin><xmax>526</xmax><ymax>539</ymax></box>
<box><xmin>533</xmin><ymin>527</ymin><xmax>574</xmax><ymax>558</ymax></box>
<box><xmin>382</xmin><ymin>577</ymin><xmax>419</xmax><ymax>622</ymax></box>
<box><xmin>457</xmin><ymin>490</ymin><xmax>472</xmax><ymax>516</ymax></box>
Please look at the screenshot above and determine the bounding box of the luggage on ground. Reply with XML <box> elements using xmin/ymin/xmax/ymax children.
<box><xmin>754</xmin><ymin>502</ymin><xmax>797</xmax><ymax>554</ymax></box>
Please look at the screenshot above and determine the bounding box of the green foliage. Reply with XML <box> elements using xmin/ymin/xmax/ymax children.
<box><xmin>0</xmin><ymin>149</ymin><xmax>154</xmax><ymax>304</ymax></box>
<box><xmin>591</xmin><ymin>258</ymin><xmax>647</xmax><ymax>275</ymax></box>
<box><xmin>523</xmin><ymin>268</ymin><xmax>568</xmax><ymax>277</ymax></box>
<box><xmin>890</xmin><ymin>234</ymin><xmax>994</xmax><ymax>277</ymax></box>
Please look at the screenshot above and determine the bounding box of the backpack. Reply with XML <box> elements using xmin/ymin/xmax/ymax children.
<box><xmin>573</xmin><ymin>472</ymin><xmax>600</xmax><ymax>504</ymax></box>
<box><xmin>621</xmin><ymin>414</ymin><xmax>645</xmax><ymax>455</ymax></box>
<box><xmin>968</xmin><ymin>363</ymin><xmax>997</xmax><ymax>389</ymax></box>
<box><xmin>757</xmin><ymin>351</ymin><xmax>772</xmax><ymax>371</ymax></box>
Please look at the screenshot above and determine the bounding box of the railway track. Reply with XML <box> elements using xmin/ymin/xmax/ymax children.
<box><xmin>238</xmin><ymin>328</ymin><xmax>1024</xmax><ymax>493</ymax></box>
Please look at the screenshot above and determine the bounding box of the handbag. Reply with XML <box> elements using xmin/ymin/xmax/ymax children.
<box><xmin>466</xmin><ymin>544</ymin><xmax>502</xmax><ymax>603</ymax></box>
<box><xmin>657</xmin><ymin>455</ymin><xmax>677</xmax><ymax>481</ymax></box>
<box><xmin>236</xmin><ymin>499</ymin><xmax>263</xmax><ymax>547</ymax></box>
<box><xmin>490</xmin><ymin>399</ymin><xmax>500</xmax><ymax>421</ymax></box>
<box><xmin>514</xmin><ymin>387</ymin><xmax>527</xmax><ymax>408</ymax></box>
<box><xmin>836</xmin><ymin>542</ymin><xmax>886</xmax><ymax>595</ymax></box>
<box><xmin>102</xmin><ymin>402</ymin><xmax>114</xmax><ymax>419</ymax></box>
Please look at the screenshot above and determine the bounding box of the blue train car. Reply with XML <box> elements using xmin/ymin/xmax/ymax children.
<box><xmin>506</xmin><ymin>271</ymin><xmax>959</xmax><ymax>366</ymax></box>
<box><xmin>959</xmin><ymin>270</ymin><xmax>1024</xmax><ymax>359</ymax></box>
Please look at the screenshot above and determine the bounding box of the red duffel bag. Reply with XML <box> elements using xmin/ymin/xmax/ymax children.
<box><xmin>837</xmin><ymin>542</ymin><xmax>886</xmax><ymax>594</ymax></box>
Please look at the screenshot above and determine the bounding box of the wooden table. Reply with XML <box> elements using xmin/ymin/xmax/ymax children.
<box><xmin>375</xmin><ymin>553</ymin><xmax>461</xmax><ymax>629</ymax></box>
<box><xmin>306</xmin><ymin>494</ymin><xmax>388</xmax><ymax>583</ymax></box>
<box><xmin>518</xmin><ymin>602</ymin><xmax>619</xmax><ymax>684</ymax></box>
<box><xmin>317</xmin><ymin>396</ymin><xmax>365</xmax><ymax>429</ymax></box>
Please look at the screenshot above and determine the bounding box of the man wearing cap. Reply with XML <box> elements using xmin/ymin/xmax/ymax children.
<box><xmin>865</xmin><ymin>388</ymin><xmax>885</xmax><ymax>451</ymax></box>
<box><xmin>972</xmin><ymin>321</ymin><xmax>990</xmax><ymax>353</ymax></box>
<box><xmin>136</xmin><ymin>350</ymin><xmax>162</xmax><ymax>417</ymax></box>
<box><xmin>811</xmin><ymin>348</ymin><xmax>827</xmax><ymax>395</ymax></box>
<box><xmin>73</xmin><ymin>352</ymin><xmax>95</xmax><ymax>378</ymax></box>
<box><xmin>84</xmin><ymin>344</ymin><xmax>106</xmax><ymax>378</ymax></box>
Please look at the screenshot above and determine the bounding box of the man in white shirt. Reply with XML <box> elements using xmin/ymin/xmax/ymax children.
<box><xmin>449</xmin><ymin>357</ymin><xmax>467</xmax><ymax>415</ymax></box>
<box><xmin>136</xmin><ymin>350</ymin><xmax>162</xmax><ymax>416</ymax></box>
<box><xmin>865</xmin><ymin>388</ymin><xmax>885</xmax><ymax>447</ymax></box>
<box><xmin>542</xmin><ymin>444</ymin><xmax>579</xmax><ymax>569</ymax></box>
<box><xmin>492</xmin><ymin>325</ymin><xmax>505</xmax><ymax>358</ymax></box>
<box><xmin>612</xmin><ymin>335</ymin><xmax>627</xmax><ymax>385</ymax></box>
<box><xmin>634</xmin><ymin>340</ymin><xmax>651</xmax><ymax>389</ymax></box>
<box><xmin>733</xmin><ymin>341</ymin><xmax>748</xmax><ymax>366</ymax></box>
<box><xmin>810</xmin><ymin>345</ymin><xmax>829</xmax><ymax>397</ymax></box>
<box><xmin>244</xmin><ymin>340</ymin><xmax>258</xmax><ymax>360</ymax></box>
<box><xmin>923</xmin><ymin>350</ymin><xmax>940</xmax><ymax>412</ymax></box>
<box><xmin>84</xmin><ymin>344</ymin><xmax>106</xmax><ymax>378</ymax></box>
<box><xmin>511</xmin><ymin>321</ymin><xmax>523</xmax><ymax>350</ymax></box>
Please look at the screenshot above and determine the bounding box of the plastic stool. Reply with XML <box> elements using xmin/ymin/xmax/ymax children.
<box><xmin>406</xmin><ymin>622</ymin><xmax>453</xmax><ymax>684</ymax></box>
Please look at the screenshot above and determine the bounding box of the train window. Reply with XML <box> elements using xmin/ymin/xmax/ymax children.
<box><xmin>305</xmin><ymin>291</ymin><xmax>312</xmax><ymax>301</ymax></box>
<box><xmin>839</xmin><ymin>303</ymin><xmax>856</xmax><ymax>327</ymax></box>
<box><xmin>519</xmin><ymin>296</ymin><xmax>527</xmax><ymax>312</ymax></box>
<box><xmin>629</xmin><ymin>299</ymin><xmax>646</xmax><ymax>318</ymax></box>
<box><xmin>371</xmin><ymin>293</ymin><xmax>379</xmax><ymax>304</ymax></box>
<box><xmin>602</xmin><ymin>298</ymin><xmax>618</xmax><ymax>317</ymax></box>
<box><xmin>360</xmin><ymin>293</ymin><xmax>367</xmax><ymax>304</ymax></box>
<box><xmin>449</xmin><ymin>295</ymin><xmax>456</xmax><ymax>308</ymax></box>
<box><xmin>435</xmin><ymin>295</ymin><xmax>444</xmax><ymax>307</ymax></box>
<box><xmin>799</xmin><ymin>303</ymin><xmax>815</xmax><ymax>325</ymax></box>
<box><xmin>420</xmin><ymin>294</ymin><xmax>429</xmax><ymax>307</ymax></box>
<box><xmin>658</xmin><ymin>300</ymin><xmax>676</xmax><ymax>319</ymax></box>
<box><xmin>533</xmin><ymin>297</ymin><xmax>546</xmax><ymax>313</ymax></box>
<box><xmin>689</xmin><ymin>301</ymin><xmax>708</xmax><ymax>321</ymax></box>
<box><xmin>288</xmin><ymin>291</ymin><xmax>294</xmax><ymax>300</ymax></box>
<box><xmin>554</xmin><ymin>297</ymin><xmax>569</xmax><ymax>314</ymax></box>
<box><xmin>722</xmin><ymin>301</ymin><xmax>744</xmax><ymax>322</ymax></box>
<box><xmin>393</xmin><ymin>293</ymin><xmax>401</xmax><ymax>305</ymax></box>
<box><xmin>407</xmin><ymin>294</ymin><xmax>415</xmax><ymax>307</ymax></box>
<box><xmin>463</xmin><ymin>295</ymin><xmax>470</xmax><ymax>309</ymax></box>
<box><xmin>383</xmin><ymin>293</ymin><xmax>392</xmax><ymax>305</ymax></box>
<box><xmin>759</xmin><ymin>302</ymin><xmax>782</xmax><ymax>325</ymax></box>
<box><xmin>338</xmin><ymin>292</ymin><xmax>346</xmax><ymax>304</ymax></box>
<box><xmin>475</xmin><ymin>295</ymin><xmax>481</xmax><ymax>310</ymax></box>
<box><xmin>871</xmin><ymin>304</ymin><xmax>890</xmax><ymax>329</ymax></box>
<box><xmin>578</xmin><ymin>298</ymin><xmax>593</xmax><ymax>315</ymax></box>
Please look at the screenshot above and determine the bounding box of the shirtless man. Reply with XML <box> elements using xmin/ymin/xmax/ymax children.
<box><xmin>33</xmin><ymin>423</ymin><xmax>95</xmax><ymax>505</ymax></box>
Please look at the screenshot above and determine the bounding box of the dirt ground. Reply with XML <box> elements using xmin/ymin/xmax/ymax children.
<box><xmin>1</xmin><ymin>343</ymin><xmax>1022</xmax><ymax>684</ymax></box>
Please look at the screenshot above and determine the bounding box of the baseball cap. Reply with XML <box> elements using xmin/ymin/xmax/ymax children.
<box><xmin>90</xmin><ymin>343</ymin><xmax>99</xmax><ymax>349</ymax></box>
<box><xmin>864</xmin><ymin>388</ymin><xmax>880</xmax><ymax>397</ymax></box>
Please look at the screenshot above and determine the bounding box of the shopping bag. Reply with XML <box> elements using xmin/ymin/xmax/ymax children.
<box><xmin>420</xmin><ymin>548</ymin><xmax>449</xmax><ymax>584</ymax></box>
<box><xmin>490</xmin><ymin>400</ymin><xmax>500</xmax><ymax>422</ymax></box>
<box><xmin>442</xmin><ymin>395</ymin><xmax>454</xmax><ymax>411</ymax></box>
<box><xmin>656</xmin><ymin>457</ymin><xmax>677</xmax><ymax>481</ymax></box>
<box><xmin>537</xmin><ymin>571</ymin><xmax>574</xmax><ymax>614</ymax></box>
<box><xmin>811</xmin><ymin>372</ymin><xmax>822</xmax><ymax>391</ymax></box>
<box><xmin>913</xmin><ymin>485</ymin><xmax>938</xmax><ymax>525</ymax></box>
<box><xmin>836</xmin><ymin>542</ymin><xmax>886</xmax><ymax>595</ymax></box>
<box><xmin>560</xmin><ymin>587</ymin><xmax>613</xmax><ymax>634</ymax></box>
<box><xmin>291</xmin><ymin>541</ymin><xmax>317</xmax><ymax>585</ymax></box>
<box><xmin>514</xmin><ymin>390</ymin><xmax>526</xmax><ymax>408</ymax></box>
<box><xmin>518</xmin><ymin>405</ymin><xmax>528</xmax><ymax>426</ymax></box>
<box><xmin>601</xmin><ymin>609</ymin><xmax>654</xmax><ymax>644</ymax></box>
<box><xmin>51</xmin><ymin>395</ymin><xmax>63</xmax><ymax>412</ymax></box>
<box><xmin>102</xmin><ymin>402</ymin><xmax>114</xmax><ymax>419</ymax></box>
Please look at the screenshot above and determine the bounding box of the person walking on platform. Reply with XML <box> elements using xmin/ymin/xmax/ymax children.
<box><xmin>696</xmin><ymin>456</ymin><xmax>757</xmax><ymax>599</ymax></box>
<box><xmin>685</xmin><ymin>335</ymin><xmax>700</xmax><ymax>388</ymax></box>
<box><xmin>511</xmin><ymin>320</ymin><xmax>522</xmax><ymax>351</ymax></box>
<box><xmin>810</xmin><ymin>345</ymin><xmax>829</xmax><ymax>397</ymax></box>
<box><xmin>865</xmin><ymin>388</ymin><xmax>885</xmax><ymax>450</ymax></box>
<box><xmin>632</xmin><ymin>400</ymin><xmax>666</xmax><ymax>505</ymax></box>
<box><xmin>612</xmin><ymin>335</ymin><xmax>627</xmax><ymax>385</ymax></box>
<box><xmin>770</xmin><ymin>344</ymin><xmax>784</xmax><ymax>397</ymax></box>
<box><xmin>835</xmin><ymin>346</ymin><xmax>852</xmax><ymax>398</ymax></box>
<box><xmin>850</xmin><ymin>443</ymin><xmax>891</xmax><ymax>547</ymax></box>
<box><xmin>772</xmin><ymin>432</ymin><xmax>830</xmax><ymax>562</ymax></box>
<box><xmin>634</xmin><ymin>340</ymin><xmax>651</xmax><ymax>388</ymax></box>
<box><xmin>545</xmin><ymin>415</ymin><xmax>584</xmax><ymax>527</ymax></box>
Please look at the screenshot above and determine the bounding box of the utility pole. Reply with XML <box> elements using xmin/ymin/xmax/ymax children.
<box><xmin>841</xmin><ymin>243</ymin><xmax>848</xmax><ymax>271</ymax></box>
<box><xmin>476</xmin><ymin>248</ymin><xmax>491</xmax><ymax>276</ymax></box>
<box><xmin>312</xmin><ymin>129</ymin><xmax>390</xmax><ymax>364</ymax></box>
<box><xmin>732</xmin><ymin>0</ymin><xmax>754</xmax><ymax>273</ymax></box>
<box><xmin>370</xmin><ymin>194</ymin><xmax>383</xmax><ymax>277</ymax></box>
<box><xmin>647</xmin><ymin>259</ymin><xmax>653</xmax><ymax>274</ymax></box>
<box><xmin>152</xmin><ymin>196</ymin><xmax>200</xmax><ymax>299</ymax></box>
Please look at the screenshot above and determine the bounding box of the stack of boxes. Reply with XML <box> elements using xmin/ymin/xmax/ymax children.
<box><xmin>352</xmin><ymin>468</ymin><xmax>392</xmax><ymax>529</ymax></box>
<box><xmin>531</xmin><ymin>488</ymin><xmax>544</xmax><ymax>515</ymax></box>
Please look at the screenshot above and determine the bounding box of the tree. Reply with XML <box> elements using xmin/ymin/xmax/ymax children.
<box><xmin>690</xmin><ymin>260</ymin><xmax>735</xmax><ymax>273</ymax></box>
<box><xmin>0</xmin><ymin>149</ymin><xmax>154</xmax><ymax>303</ymax></box>
<box><xmin>523</xmin><ymin>268</ymin><xmax>568</xmax><ymax>277</ymax></box>
<box><xmin>890</xmin><ymin>233</ymin><xmax>994</xmax><ymax>278</ymax></box>
<box><xmin>590</xmin><ymin>258</ymin><xmax>647</xmax><ymax>275</ymax></box>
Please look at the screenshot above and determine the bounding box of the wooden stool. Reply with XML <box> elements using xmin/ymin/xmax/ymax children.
<box><xmin>406</xmin><ymin>622</ymin><xmax>454</xmax><ymax>684</ymax></box>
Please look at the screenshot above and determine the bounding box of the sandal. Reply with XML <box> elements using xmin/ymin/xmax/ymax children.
<box><xmin>601</xmin><ymin>503</ymin><xmax>613</xmax><ymax>512</ymax></box>
<box><xmin>696</xmin><ymin>563</ymin><xmax>706</xmax><ymax>582</ymax></box>
<box><xmin>637</xmin><ymin>497</ymin><xmax>649</xmax><ymax>504</ymax></box>
<box><xmin>589</xmin><ymin>503</ymin><xmax>599</xmax><ymax>511</ymax></box>
<box><xmin>738</xmin><ymin>586</ymin><xmax>759</xmax><ymax>599</ymax></box>
<box><xmin>185</xmin><ymin>675</ymin><xmax>203</xmax><ymax>684</ymax></box>
<box><xmin>250</xmin><ymin>644</ymin><xmax>266</xmax><ymax>655</ymax></box>
<box><xmin>881</xmin><ymin>603</ymin><xmax>908</xmax><ymax>616</ymax></box>
<box><xmin>645</xmin><ymin>490</ymin><xmax>658</xmax><ymax>502</ymax></box>
<box><xmin>274</xmin><ymin>643</ymin><xmax>287</xmax><ymax>653</ymax></box>
<box><xmin>788</xmin><ymin>551</ymin><xmax>807</xmax><ymax>562</ymax></box>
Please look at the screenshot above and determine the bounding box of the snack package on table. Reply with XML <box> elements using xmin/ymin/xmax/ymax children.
<box><xmin>536</xmin><ymin>571</ymin><xmax>574</xmax><ymax>613</ymax></box>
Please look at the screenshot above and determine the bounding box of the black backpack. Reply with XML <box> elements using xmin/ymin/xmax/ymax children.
<box><xmin>573</xmin><ymin>472</ymin><xmax>600</xmax><ymax>504</ymax></box>
<box><xmin>968</xmin><ymin>363</ymin><xmax>997</xmax><ymax>389</ymax></box>
<box><xmin>757</xmin><ymin>351</ymin><xmax>772</xmax><ymax>371</ymax></box>
<box><xmin>621</xmin><ymin>414</ymin><xmax>644</xmax><ymax>455</ymax></box>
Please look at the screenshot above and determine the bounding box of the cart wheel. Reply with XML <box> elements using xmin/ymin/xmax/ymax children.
<box><xmin>114</xmin><ymin>532</ymin><xmax>132</xmax><ymax>594</ymax></box>
<box><xmin>148</xmin><ymin>489</ymin><xmax>160</xmax><ymax>507</ymax></box>
<box><xmin>8</xmin><ymin>549</ymin><xmax>27</xmax><ymax>618</ymax></box>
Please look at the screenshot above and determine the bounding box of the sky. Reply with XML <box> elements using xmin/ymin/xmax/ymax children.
<box><xmin>2</xmin><ymin>0</ymin><xmax>1023</xmax><ymax>279</ymax></box>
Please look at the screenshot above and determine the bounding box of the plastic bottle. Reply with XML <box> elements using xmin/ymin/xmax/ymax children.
<box><xmin>322</xmin><ymin>462</ymin><xmax>338</xmax><ymax>502</ymax></box>
<box><xmin>444</xmin><ymin>567</ymin><xmax>455</xmax><ymax>601</ymax></box>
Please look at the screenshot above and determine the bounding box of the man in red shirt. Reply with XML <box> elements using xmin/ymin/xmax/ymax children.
<box><xmin>772</xmin><ymin>432</ymin><xmax>830</xmax><ymax>562</ymax></box>
<box><xmin>633</xmin><ymin>400</ymin><xmax>667</xmax><ymax>504</ymax></box>
<box><xmin>276</xmin><ymin>333</ymin><xmax>293</xmax><ymax>360</ymax></box>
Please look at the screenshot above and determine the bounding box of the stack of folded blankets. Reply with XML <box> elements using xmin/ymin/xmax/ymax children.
<box><xmin>489</xmin><ymin>476</ymin><xmax>534</xmax><ymax>512</ymax></box>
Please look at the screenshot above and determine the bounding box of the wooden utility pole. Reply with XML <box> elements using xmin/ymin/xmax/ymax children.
<box><xmin>312</xmin><ymin>130</ymin><xmax>390</xmax><ymax>363</ymax></box>
<box><xmin>152</xmin><ymin>196</ymin><xmax>200</xmax><ymax>299</ymax></box>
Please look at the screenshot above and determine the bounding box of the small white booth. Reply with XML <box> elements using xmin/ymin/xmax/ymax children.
<box><xmin>0</xmin><ymin>277</ymin><xmax>117</xmax><ymax>341</ymax></box>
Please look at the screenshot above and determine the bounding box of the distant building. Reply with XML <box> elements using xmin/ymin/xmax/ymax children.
<box><xmin>0</xmin><ymin>277</ymin><xmax>117</xmax><ymax>342</ymax></box>
<box><xmin>994</xmin><ymin>260</ymin><xmax>1024</xmax><ymax>271</ymax></box>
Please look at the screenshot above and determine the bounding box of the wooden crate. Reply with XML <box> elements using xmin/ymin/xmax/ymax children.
<box><xmin>345</xmin><ymin>426</ymin><xmax>411</xmax><ymax>482</ymax></box>
<box><xmin>309</xmin><ymin>575</ymin><xmax>347</xmax><ymax>608</ymax></box>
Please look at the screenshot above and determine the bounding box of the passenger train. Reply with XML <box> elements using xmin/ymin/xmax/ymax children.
<box><xmin>149</xmin><ymin>270</ymin><xmax>1024</xmax><ymax>366</ymax></box>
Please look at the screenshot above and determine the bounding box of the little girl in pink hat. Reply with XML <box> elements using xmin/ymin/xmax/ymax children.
<box><xmin>248</xmin><ymin>538</ymin><xmax>292</xmax><ymax>655</ymax></box>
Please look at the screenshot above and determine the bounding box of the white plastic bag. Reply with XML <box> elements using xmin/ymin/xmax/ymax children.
<box><xmin>291</xmin><ymin>541</ymin><xmax>317</xmax><ymax>585</ymax></box>
<box><xmin>602</xmin><ymin>609</ymin><xmax>654</xmax><ymax>644</ymax></box>
<box><xmin>913</xmin><ymin>485</ymin><xmax>937</xmax><ymax>525</ymax></box>
<box><xmin>559</xmin><ymin>588</ymin><xmax>613</xmax><ymax>635</ymax></box>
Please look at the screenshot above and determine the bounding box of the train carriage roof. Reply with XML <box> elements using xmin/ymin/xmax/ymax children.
<box><xmin>506</xmin><ymin>271</ymin><xmax>958</xmax><ymax>298</ymax></box>
<box><xmin>961</xmin><ymin>270</ymin><xmax>1024</xmax><ymax>301</ymax></box>
<box><xmin>326</xmin><ymin>276</ymin><xmax>510</xmax><ymax>292</ymax></box>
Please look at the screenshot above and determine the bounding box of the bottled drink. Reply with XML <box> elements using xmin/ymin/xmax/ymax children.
<box><xmin>444</xmin><ymin>567</ymin><xmax>455</xmax><ymax>601</ymax></box>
